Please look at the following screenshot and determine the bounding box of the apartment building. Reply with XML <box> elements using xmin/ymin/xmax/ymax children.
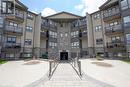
<box><xmin>0</xmin><ymin>0</ymin><xmax>130</xmax><ymax>60</ymax></box>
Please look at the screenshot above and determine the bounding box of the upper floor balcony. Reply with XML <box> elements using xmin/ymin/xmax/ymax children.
<box><xmin>2</xmin><ymin>43</ymin><xmax>21</xmax><ymax>52</ymax></box>
<box><xmin>79</xmin><ymin>31</ymin><xmax>87</xmax><ymax>39</ymax></box>
<box><xmin>5</xmin><ymin>11</ymin><xmax>24</xmax><ymax>22</ymax></box>
<box><xmin>1</xmin><ymin>0</ymin><xmax>27</xmax><ymax>22</ymax></box>
<box><xmin>4</xmin><ymin>25</ymin><xmax>23</xmax><ymax>36</ymax></box>
<box><xmin>41</xmin><ymin>19</ymin><xmax>57</xmax><ymax>31</ymax></box>
<box><xmin>103</xmin><ymin>7</ymin><xmax>121</xmax><ymax>22</ymax></box>
<box><xmin>40</xmin><ymin>32</ymin><xmax>49</xmax><ymax>39</ymax></box>
<box><xmin>41</xmin><ymin>21</ymin><xmax>50</xmax><ymax>30</ymax></box>
<box><xmin>106</xmin><ymin>41</ymin><xmax>126</xmax><ymax>52</ymax></box>
<box><xmin>105</xmin><ymin>24</ymin><xmax>123</xmax><ymax>36</ymax></box>
<box><xmin>71</xmin><ymin>18</ymin><xmax>87</xmax><ymax>30</ymax></box>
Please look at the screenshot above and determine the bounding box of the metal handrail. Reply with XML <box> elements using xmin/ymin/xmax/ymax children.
<box><xmin>71</xmin><ymin>57</ymin><xmax>82</xmax><ymax>76</ymax></box>
<box><xmin>48</xmin><ymin>59</ymin><xmax>58</xmax><ymax>77</ymax></box>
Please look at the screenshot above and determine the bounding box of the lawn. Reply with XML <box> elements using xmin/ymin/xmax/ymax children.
<box><xmin>0</xmin><ymin>60</ymin><xmax>7</xmax><ymax>65</ymax></box>
<box><xmin>122</xmin><ymin>60</ymin><xmax>130</xmax><ymax>64</ymax></box>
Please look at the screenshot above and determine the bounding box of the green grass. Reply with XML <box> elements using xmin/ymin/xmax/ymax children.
<box><xmin>122</xmin><ymin>60</ymin><xmax>130</xmax><ymax>64</ymax></box>
<box><xmin>0</xmin><ymin>60</ymin><xmax>7</xmax><ymax>65</ymax></box>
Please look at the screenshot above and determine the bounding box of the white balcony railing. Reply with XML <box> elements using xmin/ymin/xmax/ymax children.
<box><xmin>103</xmin><ymin>8</ymin><xmax>120</xmax><ymax>18</ymax></box>
<box><xmin>5</xmin><ymin>25</ymin><xmax>23</xmax><ymax>33</ymax></box>
<box><xmin>105</xmin><ymin>24</ymin><xmax>122</xmax><ymax>33</ymax></box>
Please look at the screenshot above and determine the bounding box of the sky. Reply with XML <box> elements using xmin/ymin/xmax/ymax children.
<box><xmin>20</xmin><ymin>0</ymin><xmax>107</xmax><ymax>17</ymax></box>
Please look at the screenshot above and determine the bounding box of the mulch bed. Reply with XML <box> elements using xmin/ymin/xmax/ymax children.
<box><xmin>91</xmin><ymin>62</ymin><xmax>113</xmax><ymax>67</ymax></box>
<box><xmin>24</xmin><ymin>60</ymin><xmax>41</xmax><ymax>65</ymax></box>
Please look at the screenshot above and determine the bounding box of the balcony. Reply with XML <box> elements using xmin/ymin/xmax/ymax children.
<box><xmin>79</xmin><ymin>32</ymin><xmax>87</xmax><ymax>39</ymax></box>
<box><xmin>79</xmin><ymin>23</ymin><xmax>87</xmax><ymax>30</ymax></box>
<box><xmin>5</xmin><ymin>12</ymin><xmax>24</xmax><ymax>22</ymax></box>
<box><xmin>71</xmin><ymin>22</ymin><xmax>79</xmax><ymax>29</ymax></box>
<box><xmin>106</xmin><ymin>41</ymin><xmax>126</xmax><ymax>52</ymax></box>
<box><xmin>71</xmin><ymin>19</ymin><xmax>87</xmax><ymax>30</ymax></box>
<box><xmin>103</xmin><ymin>8</ymin><xmax>121</xmax><ymax>22</ymax></box>
<box><xmin>2</xmin><ymin>43</ymin><xmax>21</xmax><ymax>52</ymax></box>
<box><xmin>40</xmin><ymin>32</ymin><xmax>48</xmax><ymax>39</ymax></box>
<box><xmin>41</xmin><ymin>22</ymin><xmax>50</xmax><ymax>30</ymax></box>
<box><xmin>105</xmin><ymin>25</ymin><xmax>123</xmax><ymax>36</ymax></box>
<box><xmin>4</xmin><ymin>25</ymin><xmax>23</xmax><ymax>36</ymax></box>
<box><xmin>49</xmin><ymin>24</ymin><xmax>57</xmax><ymax>30</ymax></box>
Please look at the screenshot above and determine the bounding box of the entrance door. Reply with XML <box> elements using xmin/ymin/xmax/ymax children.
<box><xmin>60</xmin><ymin>52</ymin><xmax>68</xmax><ymax>60</ymax></box>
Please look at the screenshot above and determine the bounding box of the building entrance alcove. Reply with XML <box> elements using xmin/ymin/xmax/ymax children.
<box><xmin>60</xmin><ymin>52</ymin><xmax>68</xmax><ymax>60</ymax></box>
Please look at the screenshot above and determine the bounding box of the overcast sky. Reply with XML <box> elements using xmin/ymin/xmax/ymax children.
<box><xmin>20</xmin><ymin>0</ymin><xmax>107</xmax><ymax>17</ymax></box>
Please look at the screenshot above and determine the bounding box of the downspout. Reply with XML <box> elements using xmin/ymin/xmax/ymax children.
<box><xmin>32</xmin><ymin>14</ymin><xmax>37</xmax><ymax>59</ymax></box>
<box><xmin>90</xmin><ymin>14</ymin><xmax>96</xmax><ymax>57</ymax></box>
<box><xmin>100</xmin><ymin>11</ymin><xmax>107</xmax><ymax>58</ymax></box>
<box><xmin>23</xmin><ymin>12</ymin><xmax>27</xmax><ymax>58</ymax></box>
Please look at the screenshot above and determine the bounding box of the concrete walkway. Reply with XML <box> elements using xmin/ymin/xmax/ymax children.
<box><xmin>42</xmin><ymin>62</ymin><xmax>113</xmax><ymax>87</ymax></box>
<box><xmin>0</xmin><ymin>60</ymin><xmax>49</xmax><ymax>87</ymax></box>
<box><xmin>81</xmin><ymin>59</ymin><xmax>130</xmax><ymax>87</ymax></box>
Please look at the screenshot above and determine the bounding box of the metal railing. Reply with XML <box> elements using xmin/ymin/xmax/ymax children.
<box><xmin>70</xmin><ymin>57</ymin><xmax>82</xmax><ymax>77</ymax></box>
<box><xmin>105</xmin><ymin>24</ymin><xmax>123</xmax><ymax>33</ymax></box>
<box><xmin>48</xmin><ymin>59</ymin><xmax>59</xmax><ymax>77</ymax></box>
<box><xmin>3</xmin><ymin>43</ymin><xmax>21</xmax><ymax>48</ymax></box>
<box><xmin>5</xmin><ymin>25</ymin><xmax>23</xmax><ymax>34</ymax></box>
<box><xmin>103</xmin><ymin>8</ymin><xmax>120</xmax><ymax>18</ymax></box>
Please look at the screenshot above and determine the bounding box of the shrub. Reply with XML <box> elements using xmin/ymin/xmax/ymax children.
<box><xmin>42</xmin><ymin>53</ymin><xmax>48</xmax><ymax>59</ymax></box>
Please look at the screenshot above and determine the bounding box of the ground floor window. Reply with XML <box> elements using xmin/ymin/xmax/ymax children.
<box><xmin>126</xmin><ymin>34</ymin><xmax>130</xmax><ymax>44</ymax></box>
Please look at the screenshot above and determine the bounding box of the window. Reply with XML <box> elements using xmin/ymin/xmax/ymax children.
<box><xmin>60</xmin><ymin>33</ymin><xmax>63</xmax><ymax>37</ymax></box>
<box><xmin>25</xmin><ymin>39</ymin><xmax>32</xmax><ymax>45</ymax></box>
<box><xmin>123</xmin><ymin>16</ymin><xmax>130</xmax><ymax>27</ymax></box>
<box><xmin>121</xmin><ymin>0</ymin><xmax>130</xmax><ymax>10</ymax></box>
<box><xmin>26</xmin><ymin>26</ymin><xmax>33</xmax><ymax>32</ymax></box>
<box><xmin>65</xmin><ymin>33</ymin><xmax>68</xmax><ymax>37</ymax></box>
<box><xmin>8</xmin><ymin>22</ymin><xmax>18</xmax><ymax>27</ymax></box>
<box><xmin>111</xmin><ymin>36</ymin><xmax>121</xmax><ymax>42</ymax></box>
<box><xmin>0</xmin><ymin>35</ymin><xmax>2</xmax><ymax>42</ymax></box>
<box><xmin>126</xmin><ymin>34</ymin><xmax>130</xmax><ymax>44</ymax></box>
<box><xmin>95</xmin><ymin>25</ymin><xmax>102</xmax><ymax>32</ymax></box>
<box><xmin>109</xmin><ymin>21</ymin><xmax>118</xmax><ymax>26</ymax></box>
<box><xmin>49</xmin><ymin>31</ymin><xmax>57</xmax><ymax>38</ymax></box>
<box><xmin>71</xmin><ymin>42</ymin><xmax>79</xmax><ymax>48</ymax></box>
<box><xmin>94</xmin><ymin>13</ymin><xmax>100</xmax><ymax>19</ymax></box>
<box><xmin>96</xmin><ymin>38</ymin><xmax>103</xmax><ymax>45</ymax></box>
<box><xmin>1</xmin><ymin>2</ymin><xmax>7</xmax><ymax>13</ymax></box>
<box><xmin>1</xmin><ymin>1</ymin><xmax>13</xmax><ymax>14</ymax></box>
<box><xmin>27</xmin><ymin>13</ymin><xmax>33</xmax><ymax>19</ymax></box>
<box><xmin>6</xmin><ymin>37</ymin><xmax>16</xmax><ymax>43</ymax></box>
<box><xmin>49</xmin><ymin>42</ymin><xmax>57</xmax><ymax>48</ymax></box>
<box><xmin>71</xmin><ymin>31</ymin><xmax>79</xmax><ymax>37</ymax></box>
<box><xmin>6</xmin><ymin>54</ymin><xmax>14</xmax><ymax>58</ymax></box>
<box><xmin>0</xmin><ymin>17</ymin><xmax>4</xmax><ymax>28</ymax></box>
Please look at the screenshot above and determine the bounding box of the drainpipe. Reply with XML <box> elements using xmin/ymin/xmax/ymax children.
<box><xmin>100</xmin><ymin>11</ymin><xmax>107</xmax><ymax>58</ymax></box>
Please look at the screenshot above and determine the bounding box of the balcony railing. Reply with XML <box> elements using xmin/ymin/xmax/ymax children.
<box><xmin>103</xmin><ymin>8</ymin><xmax>120</xmax><ymax>18</ymax></box>
<box><xmin>2</xmin><ymin>43</ymin><xmax>21</xmax><ymax>52</ymax></box>
<box><xmin>3</xmin><ymin>43</ymin><xmax>21</xmax><ymax>48</ymax></box>
<box><xmin>105</xmin><ymin>25</ymin><xmax>123</xmax><ymax>35</ymax></box>
<box><xmin>41</xmin><ymin>32</ymin><xmax>48</xmax><ymax>38</ymax></box>
<box><xmin>79</xmin><ymin>32</ymin><xmax>87</xmax><ymax>38</ymax></box>
<box><xmin>4</xmin><ymin>11</ymin><xmax>24</xmax><ymax>19</ymax></box>
<box><xmin>71</xmin><ymin>21</ymin><xmax>87</xmax><ymax>29</ymax></box>
<box><xmin>41</xmin><ymin>22</ymin><xmax>50</xmax><ymax>29</ymax></box>
<box><xmin>41</xmin><ymin>20</ymin><xmax>57</xmax><ymax>30</ymax></box>
<box><xmin>4</xmin><ymin>25</ymin><xmax>23</xmax><ymax>35</ymax></box>
<box><xmin>103</xmin><ymin>8</ymin><xmax>121</xmax><ymax>21</ymax></box>
<box><xmin>106</xmin><ymin>41</ymin><xmax>126</xmax><ymax>52</ymax></box>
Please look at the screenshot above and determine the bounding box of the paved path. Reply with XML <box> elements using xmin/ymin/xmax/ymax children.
<box><xmin>42</xmin><ymin>62</ymin><xmax>114</xmax><ymax>87</ymax></box>
<box><xmin>81</xmin><ymin>59</ymin><xmax>130</xmax><ymax>87</ymax></box>
<box><xmin>0</xmin><ymin>60</ymin><xmax>49</xmax><ymax>87</ymax></box>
